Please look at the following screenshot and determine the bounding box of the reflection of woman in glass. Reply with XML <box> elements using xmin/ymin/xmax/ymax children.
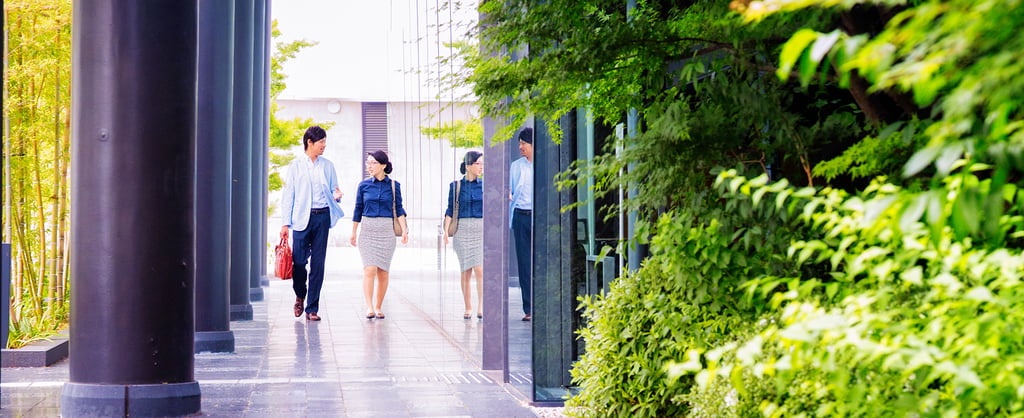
<box><xmin>351</xmin><ymin>150</ymin><xmax>409</xmax><ymax>320</ymax></box>
<box><xmin>444</xmin><ymin>151</ymin><xmax>484</xmax><ymax>319</ymax></box>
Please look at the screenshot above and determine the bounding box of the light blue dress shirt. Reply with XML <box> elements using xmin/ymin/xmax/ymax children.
<box><xmin>509</xmin><ymin>156</ymin><xmax>533</xmax><ymax>226</ymax></box>
<box><xmin>280</xmin><ymin>156</ymin><xmax>345</xmax><ymax>231</ymax></box>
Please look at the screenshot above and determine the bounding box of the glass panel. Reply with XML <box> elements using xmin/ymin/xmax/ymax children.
<box><xmin>507</xmin><ymin>129</ymin><xmax>533</xmax><ymax>397</ymax></box>
<box><xmin>385</xmin><ymin>0</ymin><xmax>486</xmax><ymax>376</ymax></box>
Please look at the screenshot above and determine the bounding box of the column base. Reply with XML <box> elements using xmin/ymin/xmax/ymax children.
<box><xmin>194</xmin><ymin>330</ymin><xmax>235</xmax><ymax>353</ymax></box>
<box><xmin>61</xmin><ymin>381</ymin><xmax>200</xmax><ymax>417</ymax></box>
<box><xmin>230</xmin><ymin>303</ymin><xmax>253</xmax><ymax>321</ymax></box>
<box><xmin>249</xmin><ymin>287</ymin><xmax>264</xmax><ymax>302</ymax></box>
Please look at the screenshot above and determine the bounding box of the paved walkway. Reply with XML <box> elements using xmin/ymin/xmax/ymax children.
<box><xmin>1</xmin><ymin>247</ymin><xmax>544</xmax><ymax>417</ymax></box>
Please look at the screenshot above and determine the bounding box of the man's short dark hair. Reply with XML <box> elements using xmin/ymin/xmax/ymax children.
<box><xmin>517</xmin><ymin>127</ymin><xmax>533</xmax><ymax>145</ymax></box>
<box><xmin>303</xmin><ymin>125</ymin><xmax>327</xmax><ymax>150</ymax></box>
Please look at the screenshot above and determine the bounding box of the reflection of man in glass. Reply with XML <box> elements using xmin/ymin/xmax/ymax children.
<box><xmin>509</xmin><ymin>127</ymin><xmax>534</xmax><ymax>321</ymax></box>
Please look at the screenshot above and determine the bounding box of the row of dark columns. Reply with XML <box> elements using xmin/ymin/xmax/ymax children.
<box><xmin>62</xmin><ymin>0</ymin><xmax>271</xmax><ymax>416</ymax></box>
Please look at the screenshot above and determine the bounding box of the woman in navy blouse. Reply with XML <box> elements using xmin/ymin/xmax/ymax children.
<box><xmin>350</xmin><ymin>150</ymin><xmax>408</xmax><ymax>319</ymax></box>
<box><xmin>444</xmin><ymin>151</ymin><xmax>484</xmax><ymax>319</ymax></box>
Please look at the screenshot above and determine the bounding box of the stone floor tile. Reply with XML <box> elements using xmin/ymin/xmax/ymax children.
<box><xmin>1</xmin><ymin>247</ymin><xmax>539</xmax><ymax>417</ymax></box>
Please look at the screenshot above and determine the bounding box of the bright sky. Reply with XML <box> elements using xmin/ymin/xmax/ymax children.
<box><xmin>272</xmin><ymin>0</ymin><xmax>478</xmax><ymax>102</ymax></box>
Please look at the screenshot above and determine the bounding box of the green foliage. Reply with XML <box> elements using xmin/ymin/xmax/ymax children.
<box><xmin>477</xmin><ymin>0</ymin><xmax>871</xmax><ymax>203</ymax></box>
<box><xmin>419</xmin><ymin>117</ymin><xmax>484</xmax><ymax>148</ymax></box>
<box><xmin>475</xmin><ymin>0</ymin><xmax>1024</xmax><ymax>415</ymax></box>
<box><xmin>744</xmin><ymin>0</ymin><xmax>1024</xmax><ymax>179</ymax></box>
<box><xmin>567</xmin><ymin>172</ymin><xmax>811</xmax><ymax>416</ymax></box>
<box><xmin>813</xmin><ymin>120</ymin><xmax>928</xmax><ymax>183</ymax></box>
<box><xmin>669</xmin><ymin>168</ymin><xmax>1024</xmax><ymax>416</ymax></box>
<box><xmin>575</xmin><ymin>166</ymin><xmax>1024</xmax><ymax>416</ymax></box>
<box><xmin>474</xmin><ymin>1</ymin><xmax>818</xmax><ymax>141</ymax></box>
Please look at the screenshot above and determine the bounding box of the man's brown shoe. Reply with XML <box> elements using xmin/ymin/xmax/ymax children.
<box><xmin>306</xmin><ymin>312</ymin><xmax>321</xmax><ymax>321</ymax></box>
<box><xmin>522</xmin><ymin>314</ymin><xmax>531</xmax><ymax>321</ymax></box>
<box><xmin>294</xmin><ymin>299</ymin><xmax>304</xmax><ymax>317</ymax></box>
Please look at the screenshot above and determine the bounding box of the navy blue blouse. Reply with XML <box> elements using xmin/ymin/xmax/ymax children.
<box><xmin>445</xmin><ymin>178</ymin><xmax>483</xmax><ymax>218</ymax></box>
<box><xmin>352</xmin><ymin>176</ymin><xmax>407</xmax><ymax>222</ymax></box>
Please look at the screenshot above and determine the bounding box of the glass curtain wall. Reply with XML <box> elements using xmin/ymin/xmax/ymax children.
<box><xmin>385</xmin><ymin>0</ymin><xmax>482</xmax><ymax>373</ymax></box>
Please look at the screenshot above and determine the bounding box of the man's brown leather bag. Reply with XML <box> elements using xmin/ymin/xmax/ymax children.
<box><xmin>275</xmin><ymin>237</ymin><xmax>293</xmax><ymax>280</ymax></box>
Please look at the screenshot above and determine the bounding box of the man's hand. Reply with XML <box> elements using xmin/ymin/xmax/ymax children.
<box><xmin>333</xmin><ymin>186</ymin><xmax>343</xmax><ymax>201</ymax></box>
<box><xmin>280</xmin><ymin>225</ymin><xmax>289</xmax><ymax>240</ymax></box>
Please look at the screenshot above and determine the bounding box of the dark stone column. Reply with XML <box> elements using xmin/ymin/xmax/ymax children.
<box><xmin>230</xmin><ymin>0</ymin><xmax>256</xmax><ymax>319</ymax></box>
<box><xmin>481</xmin><ymin>116</ymin><xmax>510</xmax><ymax>377</ymax></box>
<box><xmin>260</xmin><ymin>0</ymin><xmax>273</xmax><ymax>285</ymax></box>
<box><xmin>532</xmin><ymin>116</ymin><xmax>579</xmax><ymax>402</ymax></box>
<box><xmin>194</xmin><ymin>0</ymin><xmax>236</xmax><ymax>354</ymax></box>
<box><xmin>249</xmin><ymin>0</ymin><xmax>268</xmax><ymax>292</ymax></box>
<box><xmin>62</xmin><ymin>2</ymin><xmax>200</xmax><ymax>415</ymax></box>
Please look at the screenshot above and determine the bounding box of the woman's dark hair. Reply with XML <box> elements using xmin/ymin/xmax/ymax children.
<box><xmin>369</xmin><ymin>150</ymin><xmax>393</xmax><ymax>174</ymax></box>
<box><xmin>303</xmin><ymin>125</ymin><xmax>327</xmax><ymax>150</ymax></box>
<box><xmin>460</xmin><ymin>150</ymin><xmax>483</xmax><ymax>175</ymax></box>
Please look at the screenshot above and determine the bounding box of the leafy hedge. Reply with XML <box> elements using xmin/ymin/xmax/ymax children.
<box><xmin>568</xmin><ymin>167</ymin><xmax>1024</xmax><ymax>416</ymax></box>
<box><xmin>569</xmin><ymin>171</ymin><xmax>814</xmax><ymax>416</ymax></box>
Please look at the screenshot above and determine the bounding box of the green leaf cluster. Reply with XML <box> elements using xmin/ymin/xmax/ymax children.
<box><xmin>569</xmin><ymin>172</ymin><xmax>811</xmax><ymax>416</ymax></box>
<box><xmin>419</xmin><ymin>117</ymin><xmax>484</xmax><ymax>148</ymax></box>
<box><xmin>675</xmin><ymin>168</ymin><xmax>1024</xmax><ymax>416</ymax></box>
<box><xmin>748</xmin><ymin>0</ymin><xmax>1024</xmax><ymax>179</ymax></box>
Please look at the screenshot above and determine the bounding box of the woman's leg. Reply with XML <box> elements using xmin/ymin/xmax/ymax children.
<box><xmin>363</xmin><ymin>266</ymin><xmax>377</xmax><ymax>314</ymax></box>
<box><xmin>460</xmin><ymin>269</ymin><xmax>473</xmax><ymax>316</ymax></box>
<box><xmin>473</xmin><ymin>264</ymin><xmax>483</xmax><ymax>317</ymax></box>
<box><xmin>374</xmin><ymin>269</ymin><xmax>390</xmax><ymax>312</ymax></box>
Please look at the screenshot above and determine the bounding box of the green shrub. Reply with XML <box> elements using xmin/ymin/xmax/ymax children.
<box><xmin>567</xmin><ymin>172</ymin><xmax>811</xmax><ymax>417</ymax></box>
<box><xmin>571</xmin><ymin>166</ymin><xmax>1024</xmax><ymax>416</ymax></box>
<box><xmin>675</xmin><ymin>168</ymin><xmax>1024</xmax><ymax>416</ymax></box>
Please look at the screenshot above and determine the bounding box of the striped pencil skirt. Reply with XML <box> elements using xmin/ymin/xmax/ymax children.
<box><xmin>358</xmin><ymin>217</ymin><xmax>397</xmax><ymax>271</ymax></box>
<box><xmin>452</xmin><ymin>217</ymin><xmax>483</xmax><ymax>271</ymax></box>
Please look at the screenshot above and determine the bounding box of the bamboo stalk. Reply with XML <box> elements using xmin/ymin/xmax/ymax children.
<box><xmin>47</xmin><ymin>29</ymin><xmax>61</xmax><ymax>315</ymax></box>
<box><xmin>32</xmin><ymin>92</ymin><xmax>47</xmax><ymax>320</ymax></box>
<box><xmin>57</xmin><ymin>103</ymin><xmax>70</xmax><ymax>306</ymax></box>
<box><xmin>12</xmin><ymin>209</ymin><xmax>39</xmax><ymax>306</ymax></box>
<box><xmin>10</xmin><ymin>11</ymin><xmax>27</xmax><ymax>324</ymax></box>
<box><xmin>2</xmin><ymin>7</ymin><xmax>11</xmax><ymax>244</ymax></box>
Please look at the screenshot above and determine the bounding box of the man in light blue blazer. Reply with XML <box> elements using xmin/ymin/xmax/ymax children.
<box><xmin>279</xmin><ymin>125</ymin><xmax>345</xmax><ymax>321</ymax></box>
